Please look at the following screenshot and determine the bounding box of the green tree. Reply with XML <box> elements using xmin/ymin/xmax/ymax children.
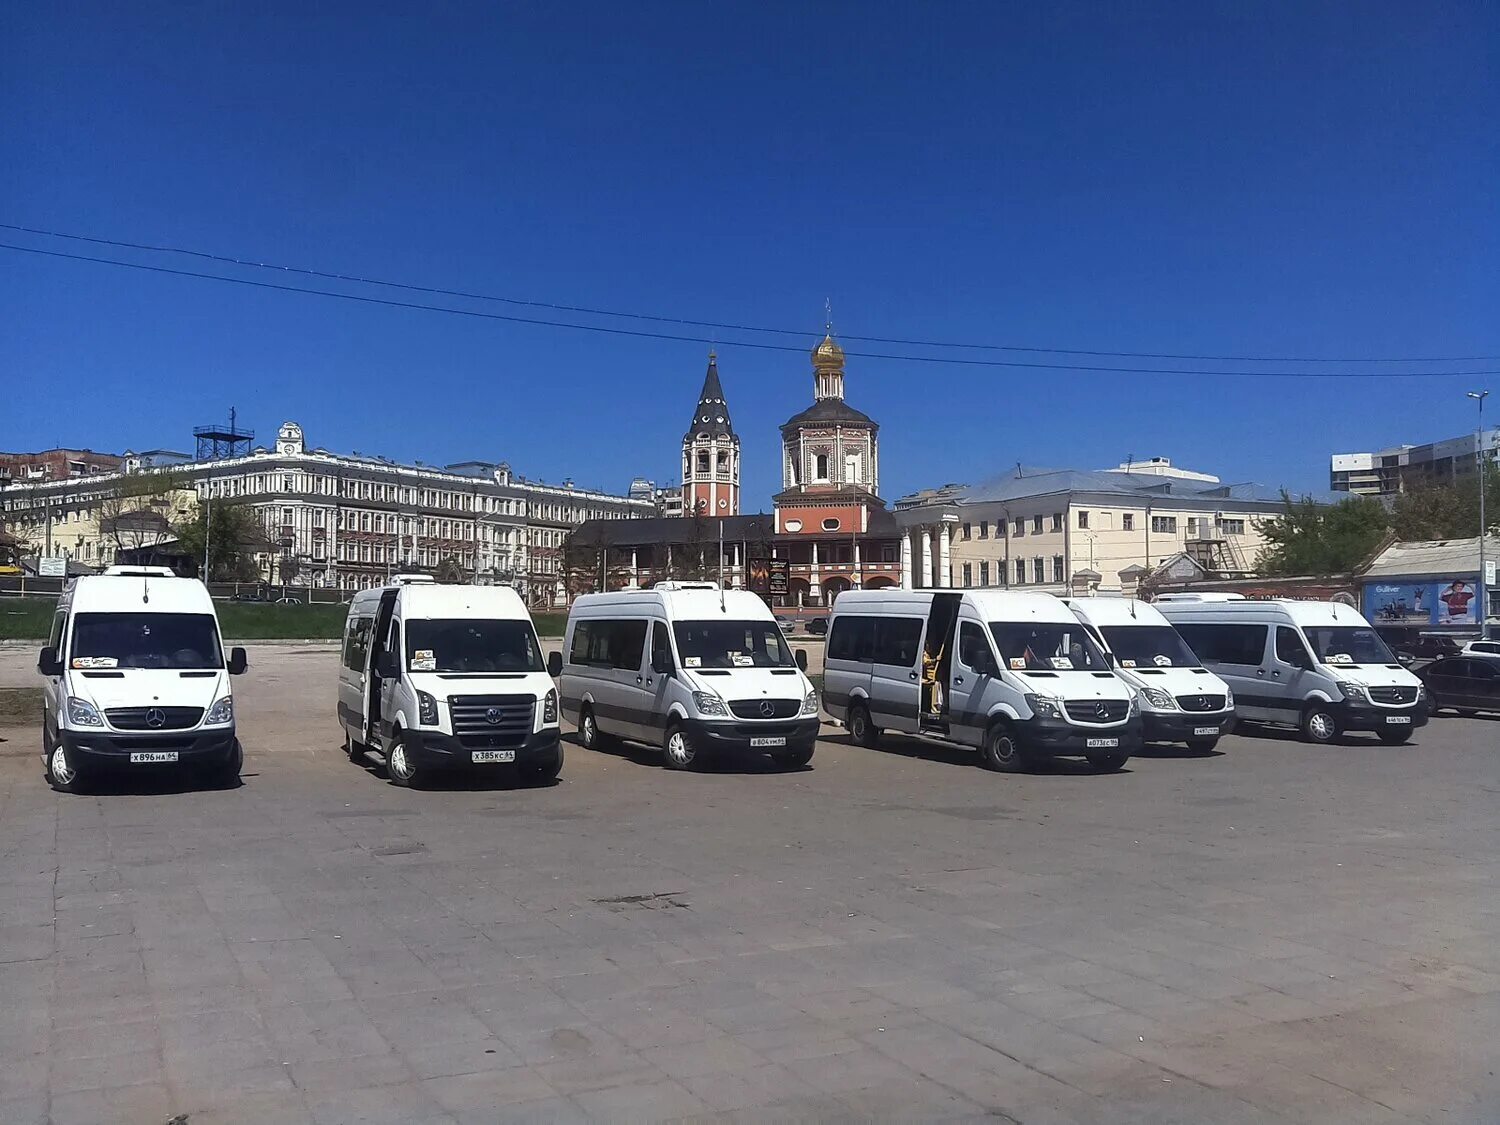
<box><xmin>434</xmin><ymin>555</ymin><xmax>468</xmax><ymax>584</ymax></box>
<box><xmin>173</xmin><ymin>501</ymin><xmax>265</xmax><ymax>582</ymax></box>
<box><xmin>1390</xmin><ymin>463</ymin><xmax>1500</xmax><ymax>541</ymax></box>
<box><xmin>1255</xmin><ymin>492</ymin><xmax>1390</xmax><ymax>576</ymax></box>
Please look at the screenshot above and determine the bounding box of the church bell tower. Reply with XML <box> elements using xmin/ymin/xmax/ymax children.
<box><xmin>681</xmin><ymin>352</ymin><xmax>740</xmax><ymax>516</ymax></box>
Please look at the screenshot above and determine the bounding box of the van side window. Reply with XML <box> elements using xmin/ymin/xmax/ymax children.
<box><xmin>48</xmin><ymin>611</ymin><xmax>66</xmax><ymax>654</ymax></box>
<box><xmin>570</xmin><ymin>619</ymin><xmax>648</xmax><ymax>671</ymax></box>
<box><xmin>343</xmin><ymin>617</ymin><xmax>372</xmax><ymax>671</ymax></box>
<box><xmin>651</xmin><ymin>622</ymin><xmax>673</xmax><ymax>671</ymax></box>
<box><xmin>958</xmin><ymin>623</ymin><xmax>993</xmax><ymax>671</ymax></box>
<box><xmin>1176</xmin><ymin>623</ymin><xmax>1266</xmax><ymax>666</ymax></box>
<box><xmin>873</xmin><ymin>618</ymin><xmax>923</xmax><ymax>668</ymax></box>
<box><xmin>1275</xmin><ymin>627</ymin><xmax>1310</xmax><ymax>667</ymax></box>
<box><xmin>828</xmin><ymin>616</ymin><xmax>875</xmax><ymax>662</ymax></box>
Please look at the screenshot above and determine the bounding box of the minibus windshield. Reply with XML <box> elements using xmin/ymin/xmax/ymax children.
<box><xmin>70</xmin><ymin>612</ymin><xmax>223</xmax><ymax>670</ymax></box>
<box><xmin>989</xmin><ymin>623</ymin><xmax>1108</xmax><ymax>672</ymax></box>
<box><xmin>673</xmin><ymin>620</ymin><xmax>794</xmax><ymax>669</ymax></box>
<box><xmin>1100</xmin><ymin>625</ymin><xmax>1199</xmax><ymax>669</ymax></box>
<box><xmin>1302</xmin><ymin>626</ymin><xmax>1398</xmax><ymax>667</ymax></box>
<box><xmin>405</xmin><ymin>619</ymin><xmax>544</xmax><ymax>673</ymax></box>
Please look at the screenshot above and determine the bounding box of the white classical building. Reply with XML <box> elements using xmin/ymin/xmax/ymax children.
<box><xmin>2</xmin><ymin>420</ymin><xmax>652</xmax><ymax>602</ymax></box>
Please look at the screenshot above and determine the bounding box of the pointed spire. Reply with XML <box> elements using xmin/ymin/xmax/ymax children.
<box><xmin>686</xmin><ymin>351</ymin><xmax>734</xmax><ymax>440</ymax></box>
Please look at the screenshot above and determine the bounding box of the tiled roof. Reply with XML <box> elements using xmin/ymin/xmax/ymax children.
<box><xmin>903</xmin><ymin>465</ymin><xmax>1336</xmax><ymax>508</ymax></box>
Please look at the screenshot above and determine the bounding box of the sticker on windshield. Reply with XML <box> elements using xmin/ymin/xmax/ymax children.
<box><xmin>1326</xmin><ymin>653</ymin><xmax>1353</xmax><ymax>666</ymax></box>
<box><xmin>71</xmin><ymin>656</ymin><xmax>118</xmax><ymax>669</ymax></box>
<box><xmin>1119</xmin><ymin>659</ymin><xmax>1137</xmax><ymax>669</ymax></box>
<box><xmin>1050</xmin><ymin>656</ymin><xmax>1072</xmax><ymax>670</ymax></box>
<box><xmin>731</xmin><ymin>654</ymin><xmax>754</xmax><ymax>667</ymax></box>
<box><xmin>410</xmin><ymin>649</ymin><xmax>436</xmax><ymax>672</ymax></box>
<box><xmin>684</xmin><ymin>656</ymin><xmax>702</xmax><ymax>668</ymax></box>
<box><xmin>1009</xmin><ymin>657</ymin><xmax>1027</xmax><ymax>670</ymax></box>
<box><xmin>1153</xmin><ymin>654</ymin><xmax>1172</xmax><ymax>667</ymax></box>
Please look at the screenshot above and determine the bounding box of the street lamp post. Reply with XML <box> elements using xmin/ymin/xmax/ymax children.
<box><xmin>1469</xmin><ymin>390</ymin><xmax>1490</xmax><ymax>639</ymax></box>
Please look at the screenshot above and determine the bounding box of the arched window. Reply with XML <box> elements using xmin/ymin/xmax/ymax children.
<box><xmin>697</xmin><ymin>452</ymin><xmax>709</xmax><ymax>474</ymax></box>
<box><xmin>844</xmin><ymin>453</ymin><xmax>860</xmax><ymax>484</ymax></box>
<box><xmin>815</xmin><ymin>453</ymin><xmax>829</xmax><ymax>480</ymax></box>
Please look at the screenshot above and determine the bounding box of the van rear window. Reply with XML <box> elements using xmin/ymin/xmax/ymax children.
<box><xmin>71</xmin><ymin>613</ymin><xmax>223</xmax><ymax>670</ymax></box>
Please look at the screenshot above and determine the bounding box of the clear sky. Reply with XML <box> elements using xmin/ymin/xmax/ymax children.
<box><xmin>3</xmin><ymin>2</ymin><xmax>1496</xmax><ymax>505</ymax></box>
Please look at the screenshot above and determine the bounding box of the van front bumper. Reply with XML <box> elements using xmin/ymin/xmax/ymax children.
<box><xmin>1142</xmin><ymin>711</ymin><xmax>1235</xmax><ymax>743</ymax></box>
<box><xmin>403</xmin><ymin>727</ymin><xmax>561</xmax><ymax>768</ymax></box>
<box><xmin>59</xmin><ymin>727</ymin><xmax>238</xmax><ymax>768</ymax></box>
<box><xmin>1333</xmin><ymin>700</ymin><xmax>1429</xmax><ymax>733</ymax></box>
<box><xmin>682</xmin><ymin>717</ymin><xmax>821</xmax><ymax>754</ymax></box>
<box><xmin>1019</xmin><ymin>716</ymin><xmax>1142</xmax><ymax>757</ymax></box>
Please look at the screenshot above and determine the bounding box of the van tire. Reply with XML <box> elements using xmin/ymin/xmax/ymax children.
<box><xmin>663</xmin><ymin>723</ymin><xmax>698</xmax><ymax>770</ymax></box>
<box><xmin>980</xmin><ymin>721</ymin><xmax>1027</xmax><ymax>773</ymax></box>
<box><xmin>386</xmin><ymin>734</ymin><xmax>422</xmax><ymax>788</ymax></box>
<box><xmin>772</xmin><ymin>746</ymin><xmax>814</xmax><ymax>770</ymax></box>
<box><xmin>45</xmin><ymin>735</ymin><xmax>88</xmax><ymax>794</ymax></box>
<box><xmin>577</xmin><ymin>705</ymin><xmax>612</xmax><ymax>751</ymax></box>
<box><xmin>1300</xmin><ymin>705</ymin><xmax>1340</xmax><ymax>744</ymax></box>
<box><xmin>848</xmin><ymin>704</ymin><xmax>880</xmax><ymax>748</ymax></box>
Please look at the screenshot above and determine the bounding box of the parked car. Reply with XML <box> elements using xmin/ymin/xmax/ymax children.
<box><xmin>804</xmin><ymin>617</ymin><xmax>829</xmax><ymax>636</ymax></box>
<box><xmin>1418</xmin><ymin>655</ymin><xmax>1500</xmax><ymax>716</ymax></box>
<box><xmin>1461</xmin><ymin>639</ymin><xmax>1500</xmax><ymax>657</ymax></box>
<box><xmin>275</xmin><ymin>596</ymin><xmax>302</xmax><ymax>605</ymax></box>
<box><xmin>1394</xmin><ymin>633</ymin><xmax>1463</xmax><ymax>663</ymax></box>
<box><xmin>231</xmin><ymin>590</ymin><xmax>267</xmax><ymax>603</ymax></box>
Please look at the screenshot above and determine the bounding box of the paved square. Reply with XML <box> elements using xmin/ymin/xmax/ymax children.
<box><xmin>1</xmin><ymin>645</ymin><xmax>1497</xmax><ymax>1123</ymax></box>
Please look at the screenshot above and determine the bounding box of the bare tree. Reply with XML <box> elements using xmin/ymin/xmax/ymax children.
<box><xmin>99</xmin><ymin>470</ymin><xmax>188</xmax><ymax>566</ymax></box>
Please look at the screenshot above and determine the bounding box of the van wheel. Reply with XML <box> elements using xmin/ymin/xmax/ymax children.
<box><xmin>1087</xmin><ymin>752</ymin><xmax>1128</xmax><ymax>772</ymax></box>
<box><xmin>848</xmin><ymin>704</ymin><xmax>880</xmax><ymax>748</ymax></box>
<box><xmin>45</xmin><ymin>737</ymin><xmax>88</xmax><ymax>794</ymax></box>
<box><xmin>1300</xmin><ymin>706</ymin><xmax>1340</xmax><ymax>744</ymax></box>
<box><xmin>980</xmin><ymin>722</ymin><xmax>1027</xmax><ymax>773</ymax></box>
<box><xmin>663</xmin><ymin>724</ymin><xmax>698</xmax><ymax>770</ymax></box>
<box><xmin>386</xmin><ymin>736</ymin><xmax>421</xmax><ymax>788</ymax></box>
<box><xmin>577</xmin><ymin>706</ymin><xmax>612</xmax><ymax>751</ymax></box>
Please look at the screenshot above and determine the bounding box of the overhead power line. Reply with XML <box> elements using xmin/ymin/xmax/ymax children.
<box><xmin>3</xmin><ymin>240</ymin><xmax>1496</xmax><ymax>380</ymax></box>
<box><xmin>3</xmin><ymin>221</ymin><xmax>1496</xmax><ymax>365</ymax></box>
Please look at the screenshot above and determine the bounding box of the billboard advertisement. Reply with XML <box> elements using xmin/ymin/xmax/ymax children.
<box><xmin>748</xmin><ymin>558</ymin><xmax>789</xmax><ymax>598</ymax></box>
<box><xmin>1364</xmin><ymin>579</ymin><xmax>1480</xmax><ymax>628</ymax></box>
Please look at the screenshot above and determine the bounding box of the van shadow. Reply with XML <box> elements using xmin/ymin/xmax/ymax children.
<box><xmin>1231</xmin><ymin>721</ymin><xmax>1420</xmax><ymax>746</ymax></box>
<box><xmin>345</xmin><ymin>745</ymin><xmax>562</xmax><ymax>791</ymax></box>
<box><xmin>848</xmin><ymin>733</ymin><xmax>1133</xmax><ymax>776</ymax></box>
<box><xmin>1134</xmin><ymin>744</ymin><xmax>1226</xmax><ymax>760</ymax></box>
<box><xmin>67</xmin><ymin>769</ymin><xmax>246</xmax><ymax>796</ymax></box>
<box><xmin>564</xmin><ymin>731</ymin><xmax>813</xmax><ymax>775</ymax></box>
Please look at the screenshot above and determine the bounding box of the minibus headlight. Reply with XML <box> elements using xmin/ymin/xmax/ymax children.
<box><xmin>800</xmin><ymin>690</ymin><xmax>819</xmax><ymax>717</ymax></box>
<box><xmin>1224</xmin><ymin>687</ymin><xmax>1234</xmax><ymax>709</ymax></box>
<box><xmin>67</xmin><ymin>696</ymin><xmax>104</xmax><ymax>727</ymax></box>
<box><xmin>204</xmin><ymin>696</ymin><xmax>234</xmax><ymax>725</ymax></box>
<box><xmin>543</xmin><ymin>688</ymin><xmax>558</xmax><ymax>724</ymax></box>
<box><xmin>416</xmin><ymin>690</ymin><xmax>439</xmax><ymax>726</ymax></box>
<box><xmin>1128</xmin><ymin>692</ymin><xmax>1141</xmax><ymax>717</ymax></box>
<box><xmin>1024</xmin><ymin>693</ymin><xmax>1064</xmax><ymax>720</ymax></box>
<box><xmin>1336</xmin><ymin>681</ymin><xmax>1367</xmax><ymax>704</ymax></box>
<box><xmin>692</xmin><ymin>691</ymin><xmax>728</xmax><ymax>717</ymax></box>
<box><xmin>1140</xmin><ymin>686</ymin><xmax>1175</xmax><ymax>710</ymax></box>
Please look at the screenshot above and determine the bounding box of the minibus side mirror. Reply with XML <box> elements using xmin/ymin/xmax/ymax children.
<box><xmin>795</xmin><ymin>649</ymin><xmax>808</xmax><ymax>672</ymax></box>
<box><xmin>227</xmin><ymin>647</ymin><xmax>248</xmax><ymax>676</ymax></box>
<box><xmin>376</xmin><ymin>652</ymin><xmax>399</xmax><ymax>679</ymax></box>
<box><xmin>650</xmin><ymin>649</ymin><xmax>673</xmax><ymax>677</ymax></box>
<box><xmin>547</xmin><ymin>651</ymin><xmax>564</xmax><ymax>678</ymax></box>
<box><xmin>38</xmin><ymin>646</ymin><xmax>63</xmax><ymax>677</ymax></box>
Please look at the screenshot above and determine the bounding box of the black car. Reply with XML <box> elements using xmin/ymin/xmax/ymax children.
<box><xmin>1418</xmin><ymin>655</ymin><xmax>1500</xmax><ymax>716</ymax></box>
<box><xmin>804</xmin><ymin>617</ymin><xmax>829</xmax><ymax>636</ymax></box>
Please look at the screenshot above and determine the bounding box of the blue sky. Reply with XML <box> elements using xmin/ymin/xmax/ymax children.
<box><xmin>3</xmin><ymin>2</ymin><xmax>1496</xmax><ymax>505</ymax></box>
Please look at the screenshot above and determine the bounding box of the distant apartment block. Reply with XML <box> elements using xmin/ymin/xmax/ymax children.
<box><xmin>0</xmin><ymin>447</ymin><xmax>123</xmax><ymax>484</ymax></box>
<box><xmin>1331</xmin><ymin>427</ymin><xmax>1500</xmax><ymax>497</ymax></box>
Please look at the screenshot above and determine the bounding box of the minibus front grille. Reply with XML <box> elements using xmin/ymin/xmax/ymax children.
<box><xmin>1367</xmin><ymin>686</ymin><xmax>1418</xmax><ymax>705</ymax></box>
<box><xmin>449</xmin><ymin>694</ymin><xmax>534</xmax><ymax>748</ymax></box>
<box><xmin>1175</xmin><ymin>694</ymin><xmax>1227</xmax><ymax>712</ymax></box>
<box><xmin>106</xmin><ymin>706</ymin><xmax>205</xmax><ymax>731</ymax></box>
<box><xmin>728</xmin><ymin>699</ymin><xmax>801</xmax><ymax>719</ymax></box>
<box><xmin>1064</xmin><ymin>700</ymin><xmax>1129</xmax><ymax>724</ymax></box>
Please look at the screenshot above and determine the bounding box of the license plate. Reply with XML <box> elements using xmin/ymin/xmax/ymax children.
<box><xmin>1085</xmin><ymin>738</ymin><xmax>1118</xmax><ymax>749</ymax></box>
<box><xmin>1194</xmin><ymin>726</ymin><xmax>1219</xmax><ymax>737</ymax></box>
<box><xmin>1385</xmin><ymin>716</ymin><xmax>1411</xmax><ymax>725</ymax></box>
<box><xmin>750</xmin><ymin>737</ymin><xmax>787</xmax><ymax>748</ymax></box>
<box><xmin>130</xmin><ymin>751</ymin><xmax>178</xmax><ymax>764</ymax></box>
<box><xmin>471</xmin><ymin>750</ymin><xmax>516</xmax><ymax>763</ymax></box>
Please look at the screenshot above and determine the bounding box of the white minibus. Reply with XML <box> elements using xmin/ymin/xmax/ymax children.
<box><xmin>38</xmin><ymin>566</ymin><xmax>248</xmax><ymax>792</ymax></box>
<box><xmin>823</xmin><ymin>589</ymin><xmax>1140</xmax><ymax>772</ymax></box>
<box><xmin>558</xmin><ymin>583</ymin><xmax>820</xmax><ymax>770</ymax></box>
<box><xmin>337</xmin><ymin>576</ymin><xmax>561</xmax><ymax>786</ymax></box>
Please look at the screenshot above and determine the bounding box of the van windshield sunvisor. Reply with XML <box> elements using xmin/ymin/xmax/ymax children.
<box><xmin>1302</xmin><ymin>625</ymin><xmax>1398</xmax><ymax>667</ymax></box>
<box><xmin>70</xmin><ymin>613</ymin><xmax>223</xmax><ymax>671</ymax></box>
<box><xmin>404</xmin><ymin>620</ymin><xmax>544</xmax><ymax>674</ymax></box>
<box><xmin>1100</xmin><ymin>625</ymin><xmax>1199</xmax><ymax>670</ymax></box>
<box><xmin>989</xmin><ymin>623</ymin><xmax>1108</xmax><ymax>672</ymax></box>
<box><xmin>673</xmin><ymin>621</ymin><xmax>795</xmax><ymax>669</ymax></box>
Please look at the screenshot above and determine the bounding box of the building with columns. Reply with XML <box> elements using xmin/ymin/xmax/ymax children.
<box><xmin>895</xmin><ymin>462</ymin><xmax>1328</xmax><ymax>595</ymax></box>
<box><xmin>681</xmin><ymin>353</ymin><xmax>740</xmax><ymax>517</ymax></box>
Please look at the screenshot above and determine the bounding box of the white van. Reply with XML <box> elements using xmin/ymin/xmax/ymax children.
<box><xmin>1157</xmin><ymin>598</ymin><xmax>1428</xmax><ymax>744</ymax></box>
<box><xmin>1064</xmin><ymin>597</ymin><xmax>1235</xmax><ymax>751</ymax></box>
<box><xmin>337</xmin><ymin>576</ymin><xmax>561</xmax><ymax>787</ymax></box>
<box><xmin>558</xmin><ymin>583</ymin><xmax>820</xmax><ymax>770</ymax></box>
<box><xmin>823</xmin><ymin>590</ymin><xmax>1140</xmax><ymax>772</ymax></box>
<box><xmin>37</xmin><ymin>566</ymin><xmax>248</xmax><ymax>793</ymax></box>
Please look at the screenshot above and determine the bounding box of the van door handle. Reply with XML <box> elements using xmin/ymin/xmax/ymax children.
<box><xmin>1256</xmin><ymin>669</ymin><xmax>1266</xmax><ymax>676</ymax></box>
<box><xmin>645</xmin><ymin>678</ymin><xmax>653</xmax><ymax>686</ymax></box>
<box><xmin>636</xmin><ymin>675</ymin><xmax>644</xmax><ymax>684</ymax></box>
<box><xmin>909</xmin><ymin>672</ymin><xmax>919</xmax><ymax>681</ymax></box>
<box><xmin>1271</xmin><ymin>671</ymin><xmax>1280</xmax><ymax>678</ymax></box>
<box><xmin>954</xmin><ymin>676</ymin><xmax>965</xmax><ymax>686</ymax></box>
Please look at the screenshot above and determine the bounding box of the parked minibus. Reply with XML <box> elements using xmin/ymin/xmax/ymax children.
<box><xmin>558</xmin><ymin>583</ymin><xmax>820</xmax><ymax>770</ymax></box>
<box><xmin>37</xmin><ymin>566</ymin><xmax>248</xmax><ymax>792</ymax></box>
<box><xmin>823</xmin><ymin>589</ymin><xmax>1140</xmax><ymax>772</ymax></box>
<box><xmin>1156</xmin><ymin>597</ymin><xmax>1427</xmax><ymax>744</ymax></box>
<box><xmin>337</xmin><ymin>576</ymin><xmax>561</xmax><ymax>786</ymax></box>
<box><xmin>1064</xmin><ymin>597</ymin><xmax>1235</xmax><ymax>751</ymax></box>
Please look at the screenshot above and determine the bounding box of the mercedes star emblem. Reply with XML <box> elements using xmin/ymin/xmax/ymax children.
<box><xmin>759</xmin><ymin>700</ymin><xmax>776</xmax><ymax>717</ymax></box>
<box><xmin>1094</xmin><ymin>701</ymin><xmax>1109</xmax><ymax>719</ymax></box>
<box><xmin>146</xmin><ymin>707</ymin><xmax>166</xmax><ymax>729</ymax></box>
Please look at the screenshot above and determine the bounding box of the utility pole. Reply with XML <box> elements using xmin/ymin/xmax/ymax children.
<box><xmin>202</xmin><ymin>482</ymin><xmax>212</xmax><ymax>582</ymax></box>
<box><xmin>1469</xmin><ymin>390</ymin><xmax>1490</xmax><ymax>639</ymax></box>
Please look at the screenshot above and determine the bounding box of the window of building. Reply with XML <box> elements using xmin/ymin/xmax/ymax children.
<box><xmin>962</xmin><ymin>562</ymin><xmax>972</xmax><ymax>587</ymax></box>
<box><xmin>1077</xmin><ymin>511</ymin><xmax>1089</xmax><ymax>529</ymax></box>
<box><xmin>1013</xmin><ymin>519</ymin><xmax>1024</xmax><ymax>538</ymax></box>
<box><xmin>844</xmin><ymin>453</ymin><xmax>860</xmax><ymax>483</ymax></box>
<box><xmin>1032</xmin><ymin>556</ymin><xmax>1045</xmax><ymax>584</ymax></box>
<box><xmin>1051</xmin><ymin>513</ymin><xmax>1062</xmax><ymax>532</ymax></box>
<box><xmin>815</xmin><ymin>453</ymin><xmax>829</xmax><ymax>480</ymax></box>
<box><xmin>1187</xmin><ymin>517</ymin><xmax>1199</xmax><ymax>537</ymax></box>
<box><xmin>1122</xmin><ymin>513</ymin><xmax>1135</xmax><ymax>531</ymax></box>
<box><xmin>1052</xmin><ymin>555</ymin><xmax>1064</xmax><ymax>583</ymax></box>
<box><xmin>1032</xmin><ymin>515</ymin><xmax>1044</xmax><ymax>534</ymax></box>
<box><xmin>1219</xmin><ymin>518</ymin><xmax>1246</xmax><ymax>535</ymax></box>
<box><xmin>1152</xmin><ymin>516</ymin><xmax>1178</xmax><ymax>534</ymax></box>
<box><xmin>978</xmin><ymin>520</ymin><xmax>989</xmax><ymax>539</ymax></box>
<box><xmin>979</xmin><ymin>560</ymin><xmax>989</xmax><ymax>586</ymax></box>
<box><xmin>961</xmin><ymin>522</ymin><xmax>971</xmax><ymax>540</ymax></box>
<box><xmin>1015</xmin><ymin>558</ymin><xmax>1026</xmax><ymax>584</ymax></box>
